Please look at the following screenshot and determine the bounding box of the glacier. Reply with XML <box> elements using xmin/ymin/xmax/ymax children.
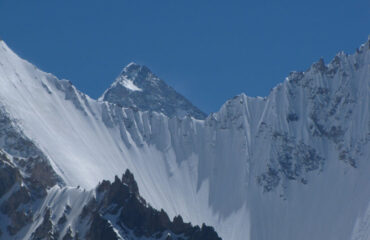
<box><xmin>0</xmin><ymin>38</ymin><xmax>369</xmax><ymax>240</ymax></box>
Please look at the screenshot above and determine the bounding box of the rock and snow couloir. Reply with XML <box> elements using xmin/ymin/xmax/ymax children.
<box><xmin>0</xmin><ymin>38</ymin><xmax>369</xmax><ymax>240</ymax></box>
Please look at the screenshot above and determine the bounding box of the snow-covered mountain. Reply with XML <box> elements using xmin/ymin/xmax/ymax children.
<box><xmin>0</xmin><ymin>149</ymin><xmax>220</xmax><ymax>239</ymax></box>
<box><xmin>100</xmin><ymin>62</ymin><xmax>206</xmax><ymax>119</ymax></box>
<box><xmin>0</xmin><ymin>37</ymin><xmax>369</xmax><ymax>240</ymax></box>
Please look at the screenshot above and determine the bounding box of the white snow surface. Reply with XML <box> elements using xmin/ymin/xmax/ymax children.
<box><xmin>0</xmin><ymin>39</ymin><xmax>370</xmax><ymax>240</ymax></box>
<box><xmin>117</xmin><ymin>75</ymin><xmax>143</xmax><ymax>92</ymax></box>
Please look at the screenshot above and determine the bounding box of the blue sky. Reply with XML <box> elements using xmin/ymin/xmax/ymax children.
<box><xmin>0</xmin><ymin>0</ymin><xmax>369</xmax><ymax>113</ymax></box>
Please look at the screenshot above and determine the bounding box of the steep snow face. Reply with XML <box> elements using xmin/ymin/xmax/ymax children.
<box><xmin>0</xmin><ymin>152</ymin><xmax>220</xmax><ymax>240</ymax></box>
<box><xmin>0</xmin><ymin>39</ymin><xmax>370</xmax><ymax>240</ymax></box>
<box><xmin>100</xmin><ymin>62</ymin><xmax>206</xmax><ymax>119</ymax></box>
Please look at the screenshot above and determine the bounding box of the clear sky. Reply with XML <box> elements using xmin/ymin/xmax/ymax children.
<box><xmin>0</xmin><ymin>0</ymin><xmax>369</xmax><ymax>113</ymax></box>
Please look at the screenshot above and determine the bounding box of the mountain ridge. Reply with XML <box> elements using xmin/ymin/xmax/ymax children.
<box><xmin>0</xmin><ymin>37</ymin><xmax>369</xmax><ymax>239</ymax></box>
<box><xmin>0</xmin><ymin>148</ymin><xmax>221</xmax><ymax>240</ymax></box>
<box><xmin>100</xmin><ymin>61</ymin><xmax>207</xmax><ymax>119</ymax></box>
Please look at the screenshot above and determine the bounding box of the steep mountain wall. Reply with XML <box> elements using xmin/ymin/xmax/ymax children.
<box><xmin>0</xmin><ymin>39</ymin><xmax>369</xmax><ymax>239</ymax></box>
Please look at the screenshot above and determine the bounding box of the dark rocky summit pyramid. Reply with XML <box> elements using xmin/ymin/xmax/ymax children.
<box><xmin>0</xmin><ymin>37</ymin><xmax>370</xmax><ymax>239</ymax></box>
<box><xmin>100</xmin><ymin>62</ymin><xmax>207</xmax><ymax>119</ymax></box>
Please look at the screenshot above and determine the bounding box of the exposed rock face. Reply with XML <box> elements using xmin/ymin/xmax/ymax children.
<box><xmin>31</xmin><ymin>209</ymin><xmax>56</xmax><ymax>240</ymax></box>
<box><xmin>257</xmin><ymin>131</ymin><xmax>325</xmax><ymax>192</ymax></box>
<box><xmin>0</xmin><ymin>38</ymin><xmax>370</xmax><ymax>240</ymax></box>
<box><xmin>0</xmin><ymin>151</ymin><xmax>35</xmax><ymax>237</ymax></box>
<box><xmin>0</xmin><ymin>151</ymin><xmax>62</xmax><ymax>237</ymax></box>
<box><xmin>61</xmin><ymin>227</ymin><xmax>74</xmax><ymax>240</ymax></box>
<box><xmin>84</xmin><ymin>170</ymin><xmax>221</xmax><ymax>240</ymax></box>
<box><xmin>0</xmin><ymin>152</ymin><xmax>20</xmax><ymax>197</ymax></box>
<box><xmin>0</xmin><ymin>109</ymin><xmax>62</xmax><ymax>191</ymax></box>
<box><xmin>0</xmin><ymin>111</ymin><xmax>63</xmax><ymax>238</ymax></box>
<box><xmin>100</xmin><ymin>63</ymin><xmax>206</xmax><ymax>119</ymax></box>
<box><xmin>0</xmin><ymin>157</ymin><xmax>221</xmax><ymax>240</ymax></box>
<box><xmin>86</xmin><ymin>213</ymin><xmax>119</xmax><ymax>240</ymax></box>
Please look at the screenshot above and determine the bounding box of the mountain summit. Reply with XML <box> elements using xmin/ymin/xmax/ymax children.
<box><xmin>100</xmin><ymin>62</ymin><xmax>206</xmax><ymax>119</ymax></box>
<box><xmin>0</xmin><ymin>38</ymin><xmax>370</xmax><ymax>240</ymax></box>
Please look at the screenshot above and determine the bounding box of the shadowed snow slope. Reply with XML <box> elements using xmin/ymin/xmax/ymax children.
<box><xmin>0</xmin><ymin>38</ymin><xmax>370</xmax><ymax>240</ymax></box>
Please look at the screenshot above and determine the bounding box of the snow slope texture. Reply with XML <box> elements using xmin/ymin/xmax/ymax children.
<box><xmin>0</xmin><ymin>38</ymin><xmax>370</xmax><ymax>240</ymax></box>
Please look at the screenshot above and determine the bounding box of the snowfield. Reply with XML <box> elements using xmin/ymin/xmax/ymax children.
<box><xmin>0</xmin><ymin>38</ymin><xmax>369</xmax><ymax>240</ymax></box>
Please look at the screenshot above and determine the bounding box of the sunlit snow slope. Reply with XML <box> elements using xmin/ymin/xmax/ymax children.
<box><xmin>0</xmin><ymin>38</ymin><xmax>369</xmax><ymax>240</ymax></box>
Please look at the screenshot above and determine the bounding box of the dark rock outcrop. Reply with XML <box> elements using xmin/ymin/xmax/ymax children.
<box><xmin>0</xmin><ymin>149</ymin><xmax>222</xmax><ymax>239</ymax></box>
<box><xmin>31</xmin><ymin>208</ymin><xmax>56</xmax><ymax>240</ymax></box>
<box><xmin>85</xmin><ymin>169</ymin><xmax>222</xmax><ymax>240</ymax></box>
<box><xmin>0</xmin><ymin>152</ymin><xmax>21</xmax><ymax>197</ymax></box>
<box><xmin>86</xmin><ymin>213</ymin><xmax>119</xmax><ymax>240</ymax></box>
<box><xmin>0</xmin><ymin>150</ymin><xmax>54</xmax><ymax>237</ymax></box>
